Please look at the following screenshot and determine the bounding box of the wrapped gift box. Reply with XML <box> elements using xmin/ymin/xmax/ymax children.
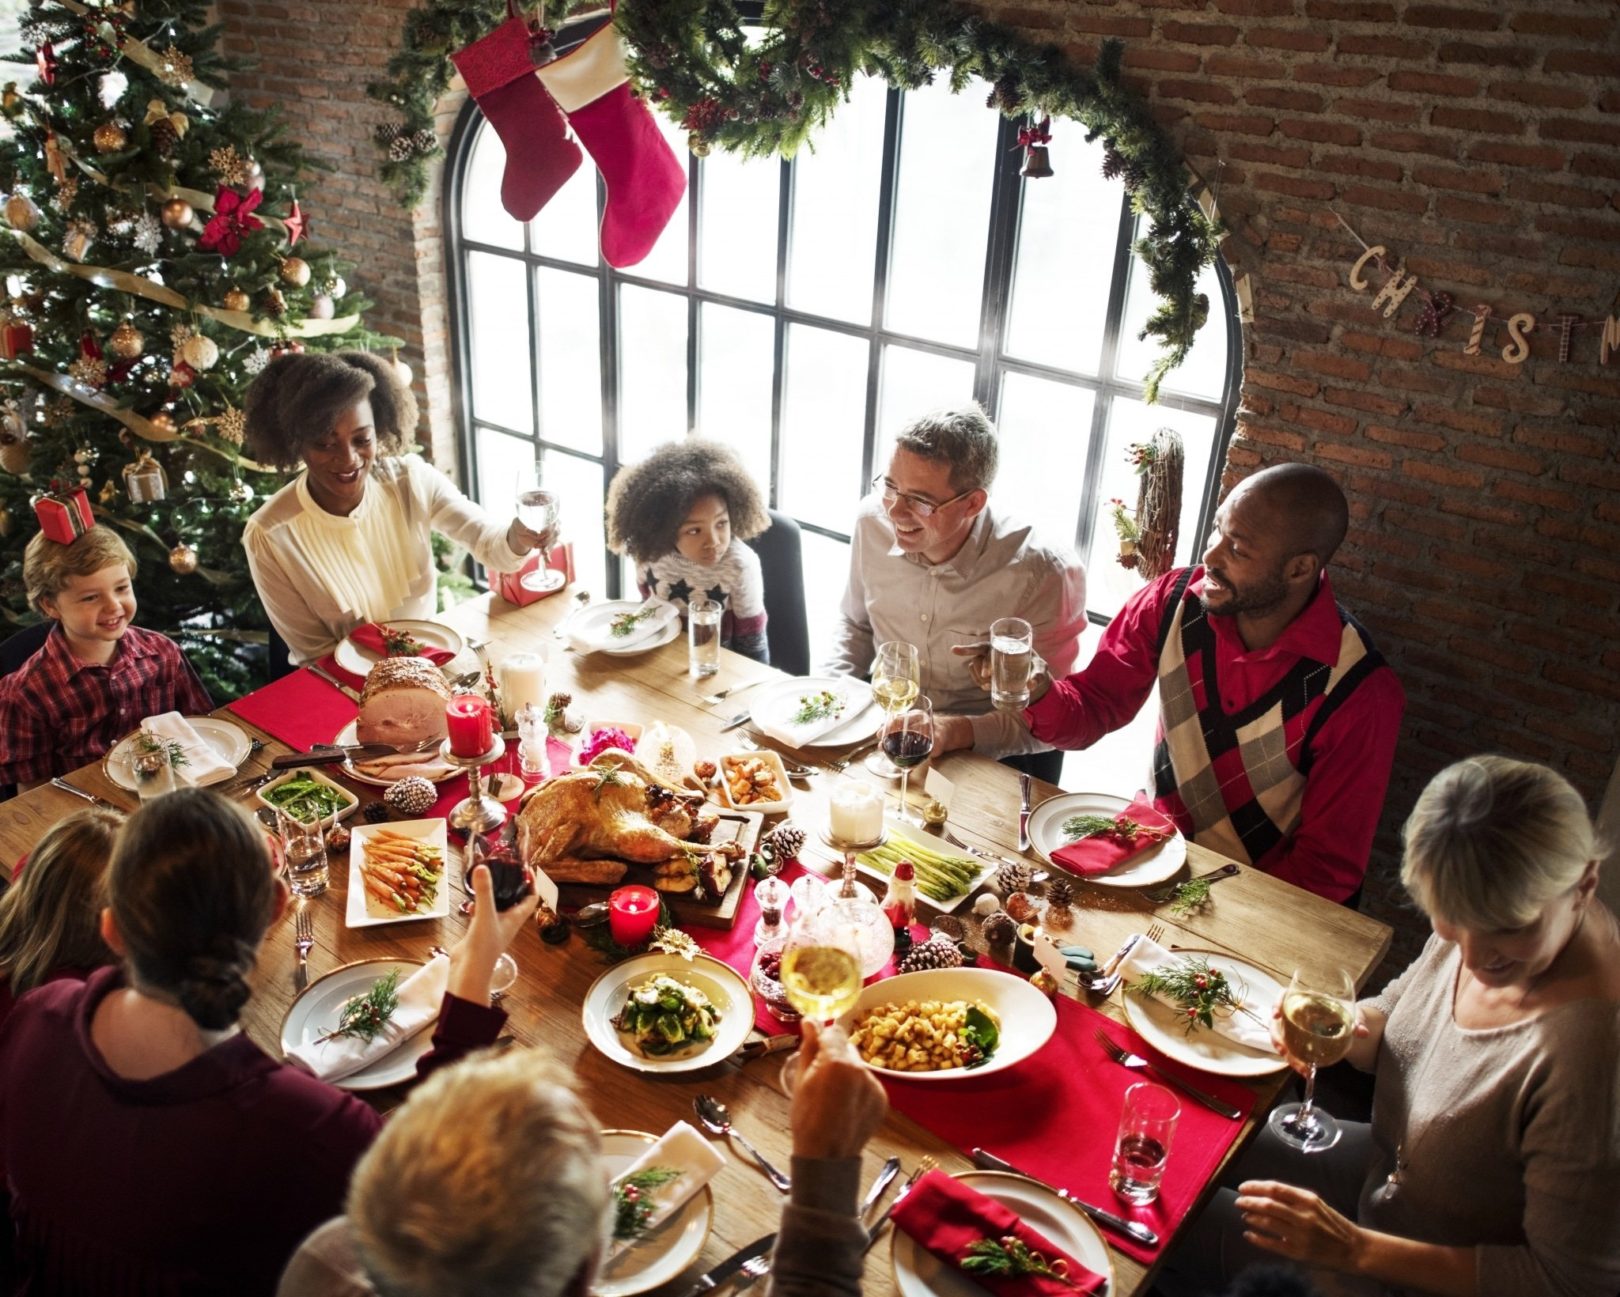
<box><xmin>1</xmin><ymin>320</ymin><xmax>34</xmax><ymax>360</ymax></box>
<box><xmin>34</xmin><ymin>487</ymin><xmax>93</xmax><ymax>543</ymax></box>
<box><xmin>494</xmin><ymin>543</ymin><xmax>573</xmax><ymax>606</ymax></box>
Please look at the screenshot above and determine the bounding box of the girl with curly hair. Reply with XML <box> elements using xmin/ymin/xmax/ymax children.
<box><xmin>241</xmin><ymin>352</ymin><xmax>552</xmax><ymax>663</ymax></box>
<box><xmin>605</xmin><ymin>439</ymin><xmax>771</xmax><ymax>662</ymax></box>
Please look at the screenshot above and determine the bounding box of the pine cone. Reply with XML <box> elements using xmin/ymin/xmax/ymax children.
<box><xmin>763</xmin><ymin>823</ymin><xmax>804</xmax><ymax>862</ymax></box>
<box><xmin>899</xmin><ymin>936</ymin><xmax>964</xmax><ymax>975</ymax></box>
<box><xmin>150</xmin><ymin>118</ymin><xmax>178</xmax><ymax>158</ymax></box>
<box><xmin>981</xmin><ymin>911</ymin><xmax>1017</xmax><ymax>945</ymax></box>
<box><xmin>384</xmin><ymin>776</ymin><xmax>436</xmax><ymax>817</ymax></box>
<box><xmin>1045</xmin><ymin>879</ymin><xmax>1074</xmax><ymax>910</ymax></box>
<box><xmin>994</xmin><ymin>861</ymin><xmax>1033</xmax><ymax>896</ymax></box>
<box><xmin>362</xmin><ymin>802</ymin><xmax>390</xmax><ymax>824</ymax></box>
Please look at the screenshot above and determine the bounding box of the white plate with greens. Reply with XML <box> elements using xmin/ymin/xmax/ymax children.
<box><xmin>1121</xmin><ymin>948</ymin><xmax>1287</xmax><ymax>1078</ymax></box>
<box><xmin>595</xmin><ymin>1129</ymin><xmax>715</xmax><ymax>1296</ymax></box>
<box><xmin>561</xmin><ymin>600</ymin><xmax>681</xmax><ymax>656</ymax></box>
<box><xmin>850</xmin><ymin>821</ymin><xmax>994</xmax><ymax>913</ymax></box>
<box><xmin>104</xmin><ymin>717</ymin><xmax>252</xmax><ymax>790</ymax></box>
<box><xmin>278</xmin><ymin>958</ymin><xmax>431</xmax><ymax>1091</ymax></box>
<box><xmin>747</xmin><ymin>675</ymin><xmax>877</xmax><ymax>747</ymax></box>
<box><xmin>582</xmin><ymin>953</ymin><xmax>753</xmax><ymax>1074</ymax></box>
<box><xmin>1027</xmin><ymin>791</ymin><xmax>1186</xmax><ymax>888</ymax></box>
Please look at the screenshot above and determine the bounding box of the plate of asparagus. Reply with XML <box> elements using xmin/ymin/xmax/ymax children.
<box><xmin>851</xmin><ymin>824</ymin><xmax>994</xmax><ymax>913</ymax></box>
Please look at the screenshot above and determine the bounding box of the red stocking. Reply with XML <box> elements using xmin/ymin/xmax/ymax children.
<box><xmin>535</xmin><ymin>22</ymin><xmax>685</xmax><ymax>268</ymax></box>
<box><xmin>451</xmin><ymin>16</ymin><xmax>582</xmax><ymax>222</ymax></box>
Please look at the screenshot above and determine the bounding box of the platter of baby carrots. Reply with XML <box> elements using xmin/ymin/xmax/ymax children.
<box><xmin>344</xmin><ymin>820</ymin><xmax>450</xmax><ymax>927</ymax></box>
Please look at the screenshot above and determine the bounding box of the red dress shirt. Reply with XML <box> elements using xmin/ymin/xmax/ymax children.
<box><xmin>1025</xmin><ymin>568</ymin><xmax>1405</xmax><ymax>902</ymax></box>
<box><xmin>0</xmin><ymin>624</ymin><xmax>213</xmax><ymax>785</ymax></box>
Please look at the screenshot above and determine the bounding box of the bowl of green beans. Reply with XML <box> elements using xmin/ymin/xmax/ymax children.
<box><xmin>257</xmin><ymin>768</ymin><xmax>360</xmax><ymax>828</ymax></box>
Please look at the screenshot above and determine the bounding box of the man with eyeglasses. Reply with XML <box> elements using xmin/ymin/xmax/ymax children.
<box><xmin>825</xmin><ymin>403</ymin><xmax>1087</xmax><ymax>780</ymax></box>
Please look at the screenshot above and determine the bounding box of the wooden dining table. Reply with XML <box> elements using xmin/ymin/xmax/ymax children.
<box><xmin>0</xmin><ymin>589</ymin><xmax>1392</xmax><ymax>1297</ymax></box>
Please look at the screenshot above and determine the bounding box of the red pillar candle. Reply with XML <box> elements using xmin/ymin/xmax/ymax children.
<box><xmin>608</xmin><ymin>884</ymin><xmax>661</xmax><ymax>947</ymax></box>
<box><xmin>446</xmin><ymin>695</ymin><xmax>495</xmax><ymax>757</ymax></box>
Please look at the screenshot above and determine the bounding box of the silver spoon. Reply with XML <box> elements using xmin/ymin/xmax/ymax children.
<box><xmin>693</xmin><ymin>1094</ymin><xmax>791</xmax><ymax>1193</ymax></box>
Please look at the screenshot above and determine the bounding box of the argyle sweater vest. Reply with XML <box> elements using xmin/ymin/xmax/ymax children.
<box><xmin>1149</xmin><ymin>569</ymin><xmax>1386</xmax><ymax>868</ymax></box>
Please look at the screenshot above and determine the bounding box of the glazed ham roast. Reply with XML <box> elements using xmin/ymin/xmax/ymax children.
<box><xmin>516</xmin><ymin>754</ymin><xmax>739</xmax><ymax>899</ymax></box>
<box><xmin>356</xmin><ymin>657</ymin><xmax>451</xmax><ymax>749</ymax></box>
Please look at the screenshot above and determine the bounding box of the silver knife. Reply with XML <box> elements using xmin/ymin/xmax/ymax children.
<box><xmin>970</xmin><ymin>1148</ymin><xmax>1159</xmax><ymax>1247</ymax></box>
<box><xmin>860</xmin><ymin>1156</ymin><xmax>901</xmax><ymax>1223</ymax></box>
<box><xmin>719</xmin><ymin>709</ymin><xmax>752</xmax><ymax>732</ymax></box>
<box><xmin>681</xmin><ymin>1233</ymin><xmax>776</xmax><ymax>1296</ymax></box>
<box><xmin>306</xmin><ymin>662</ymin><xmax>361</xmax><ymax>703</ymax></box>
<box><xmin>49</xmin><ymin>777</ymin><xmax>121</xmax><ymax>811</ymax></box>
<box><xmin>1017</xmin><ymin>772</ymin><xmax>1033</xmax><ymax>852</ymax></box>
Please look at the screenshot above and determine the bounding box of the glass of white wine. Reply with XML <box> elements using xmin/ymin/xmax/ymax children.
<box><xmin>866</xmin><ymin>641</ymin><xmax>920</xmax><ymax>778</ymax></box>
<box><xmin>517</xmin><ymin>463</ymin><xmax>565</xmax><ymax>594</ymax></box>
<box><xmin>1268</xmin><ymin>966</ymin><xmax>1357</xmax><ymax>1152</ymax></box>
<box><xmin>778</xmin><ymin>906</ymin><xmax>865</xmax><ymax>1094</ymax></box>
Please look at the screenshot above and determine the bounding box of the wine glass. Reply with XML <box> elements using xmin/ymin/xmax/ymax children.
<box><xmin>880</xmin><ymin>696</ymin><xmax>934</xmax><ymax>826</ymax></box>
<box><xmin>1268</xmin><ymin>966</ymin><xmax>1357</xmax><ymax>1152</ymax></box>
<box><xmin>488</xmin><ymin>952</ymin><xmax>519</xmax><ymax>1006</ymax></box>
<box><xmin>866</xmin><ymin>641</ymin><xmax>920</xmax><ymax>778</ymax></box>
<box><xmin>778</xmin><ymin>904</ymin><xmax>865</xmax><ymax>1094</ymax></box>
<box><xmin>518</xmin><ymin>466</ymin><xmax>564</xmax><ymax>594</ymax></box>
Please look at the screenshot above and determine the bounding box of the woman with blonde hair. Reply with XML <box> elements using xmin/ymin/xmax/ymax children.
<box><xmin>1169</xmin><ymin>755</ymin><xmax>1620</xmax><ymax>1297</ymax></box>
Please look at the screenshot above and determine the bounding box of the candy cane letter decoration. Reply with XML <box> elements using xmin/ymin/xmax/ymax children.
<box><xmin>1601</xmin><ymin>316</ymin><xmax>1620</xmax><ymax>366</ymax></box>
<box><xmin>1349</xmin><ymin>245</ymin><xmax>1386</xmax><ymax>291</ymax></box>
<box><xmin>1558</xmin><ymin>314</ymin><xmax>1579</xmax><ymax>363</ymax></box>
<box><xmin>1372</xmin><ymin>265</ymin><xmax>1419</xmax><ymax>318</ymax></box>
<box><xmin>1464</xmin><ymin>305</ymin><xmax>1491</xmax><ymax>356</ymax></box>
<box><xmin>1501</xmin><ymin>312</ymin><xmax>1535</xmax><ymax>365</ymax></box>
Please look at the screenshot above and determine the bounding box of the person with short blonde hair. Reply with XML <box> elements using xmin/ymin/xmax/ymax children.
<box><xmin>1166</xmin><ymin>756</ymin><xmax>1620</xmax><ymax>1297</ymax></box>
<box><xmin>0</xmin><ymin>525</ymin><xmax>211</xmax><ymax>788</ymax></box>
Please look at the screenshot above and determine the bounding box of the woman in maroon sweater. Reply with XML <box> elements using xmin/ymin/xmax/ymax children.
<box><xmin>0</xmin><ymin>788</ymin><xmax>534</xmax><ymax>1297</ymax></box>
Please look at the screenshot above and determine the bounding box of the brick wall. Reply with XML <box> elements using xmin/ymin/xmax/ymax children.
<box><xmin>218</xmin><ymin>0</ymin><xmax>1620</xmax><ymax>970</ymax></box>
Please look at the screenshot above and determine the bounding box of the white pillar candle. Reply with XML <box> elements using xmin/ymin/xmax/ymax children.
<box><xmin>499</xmin><ymin>651</ymin><xmax>547</xmax><ymax>715</ymax></box>
<box><xmin>828</xmin><ymin>783</ymin><xmax>883</xmax><ymax>843</ymax></box>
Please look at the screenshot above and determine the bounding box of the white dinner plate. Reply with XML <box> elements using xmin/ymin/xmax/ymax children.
<box><xmin>1121</xmin><ymin>948</ymin><xmax>1288</xmax><ymax>1077</ymax></box>
<box><xmin>747</xmin><ymin>676</ymin><xmax>878</xmax><ymax>746</ymax></box>
<box><xmin>891</xmin><ymin>1170</ymin><xmax>1114</xmax><ymax>1297</ymax></box>
<box><xmin>594</xmin><ymin>1129</ymin><xmax>715</xmax><ymax>1296</ymax></box>
<box><xmin>1027</xmin><ymin>791</ymin><xmax>1187</xmax><ymax>888</ymax></box>
<box><xmin>346</xmin><ymin>818</ymin><xmax>452</xmax><ymax>928</ymax></box>
<box><xmin>332</xmin><ymin>720</ymin><xmax>458</xmax><ymax>787</ymax></box>
<box><xmin>849</xmin><ymin>820</ymin><xmax>993</xmax><ymax>914</ymax></box>
<box><xmin>332</xmin><ymin>619</ymin><xmax>465</xmax><ymax>680</ymax></box>
<box><xmin>843</xmin><ymin>967</ymin><xmax>1057</xmax><ymax>1081</ymax></box>
<box><xmin>279</xmin><ymin>958</ymin><xmax>432</xmax><ymax>1091</ymax></box>
<box><xmin>562</xmin><ymin>601</ymin><xmax>682</xmax><ymax>657</ymax></box>
<box><xmin>104</xmin><ymin>717</ymin><xmax>252</xmax><ymax>790</ymax></box>
<box><xmin>582</xmin><ymin>952</ymin><xmax>754</xmax><ymax>1074</ymax></box>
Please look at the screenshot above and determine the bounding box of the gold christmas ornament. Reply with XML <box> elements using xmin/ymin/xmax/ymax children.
<box><xmin>63</xmin><ymin>220</ymin><xmax>95</xmax><ymax>262</ymax></box>
<box><xmin>98</xmin><ymin>478</ymin><xmax>117</xmax><ymax>505</ymax></box>
<box><xmin>222</xmin><ymin>287</ymin><xmax>251</xmax><ymax>312</ymax></box>
<box><xmin>92</xmin><ymin>120</ymin><xmax>128</xmax><ymax>154</ymax></box>
<box><xmin>0</xmin><ymin>506</ymin><xmax>12</xmax><ymax>536</ymax></box>
<box><xmin>1</xmin><ymin>84</ymin><xmax>19</xmax><ymax>117</ymax></box>
<box><xmin>1029</xmin><ymin>969</ymin><xmax>1060</xmax><ymax>997</ymax></box>
<box><xmin>156</xmin><ymin>45</ymin><xmax>194</xmax><ymax>88</ymax></box>
<box><xmin>4</xmin><ymin>193</ymin><xmax>39</xmax><ymax>232</ymax></box>
<box><xmin>0</xmin><ymin>401</ymin><xmax>27</xmax><ymax>474</ymax></box>
<box><xmin>147</xmin><ymin>410</ymin><xmax>177</xmax><ymax>436</ymax></box>
<box><xmin>215</xmin><ymin>405</ymin><xmax>246</xmax><ymax>446</ymax></box>
<box><xmin>107</xmin><ymin>319</ymin><xmax>144</xmax><ymax>360</ymax></box>
<box><xmin>688</xmin><ymin>132</ymin><xmax>711</xmax><ymax>157</ymax></box>
<box><xmin>168</xmin><ymin>541</ymin><xmax>198</xmax><ymax>574</ymax></box>
<box><xmin>68</xmin><ymin>353</ymin><xmax>108</xmax><ymax>388</ymax></box>
<box><xmin>209</xmin><ymin>145</ymin><xmax>247</xmax><ymax>186</ymax></box>
<box><xmin>279</xmin><ymin>257</ymin><xmax>311</xmax><ymax>288</ymax></box>
<box><xmin>160</xmin><ymin>197</ymin><xmax>193</xmax><ymax>229</ymax></box>
<box><xmin>178</xmin><ymin>333</ymin><xmax>219</xmax><ymax>371</ymax></box>
<box><xmin>308</xmin><ymin>294</ymin><xmax>335</xmax><ymax>320</ymax></box>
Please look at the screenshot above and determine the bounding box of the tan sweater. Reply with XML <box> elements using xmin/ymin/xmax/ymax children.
<box><xmin>1361</xmin><ymin>932</ymin><xmax>1620</xmax><ymax>1297</ymax></box>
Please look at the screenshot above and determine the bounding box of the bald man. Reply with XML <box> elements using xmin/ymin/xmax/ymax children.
<box><xmin>1006</xmin><ymin>464</ymin><xmax>1404</xmax><ymax>903</ymax></box>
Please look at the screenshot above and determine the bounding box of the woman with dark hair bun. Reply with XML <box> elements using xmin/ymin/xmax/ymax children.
<box><xmin>0</xmin><ymin>788</ymin><xmax>534</xmax><ymax>1297</ymax></box>
<box><xmin>241</xmin><ymin>351</ymin><xmax>553</xmax><ymax>663</ymax></box>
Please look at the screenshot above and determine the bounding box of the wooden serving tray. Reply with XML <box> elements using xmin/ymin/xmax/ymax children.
<box><xmin>553</xmin><ymin>806</ymin><xmax>764</xmax><ymax>930</ymax></box>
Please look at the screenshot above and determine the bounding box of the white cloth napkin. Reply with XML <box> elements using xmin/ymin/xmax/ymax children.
<box><xmin>285</xmin><ymin>954</ymin><xmax>449</xmax><ymax>1083</ymax></box>
<box><xmin>569</xmin><ymin>598</ymin><xmax>678</xmax><ymax>653</ymax></box>
<box><xmin>1119</xmin><ymin>938</ymin><xmax>1276</xmax><ymax>1051</ymax></box>
<box><xmin>754</xmin><ymin>684</ymin><xmax>859</xmax><ymax>748</ymax></box>
<box><xmin>140</xmin><ymin>712</ymin><xmax>234</xmax><ymax>785</ymax></box>
<box><xmin>605</xmin><ymin>1121</ymin><xmax>727</xmax><ymax>1264</ymax></box>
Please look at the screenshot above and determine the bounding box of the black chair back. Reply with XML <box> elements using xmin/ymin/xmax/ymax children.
<box><xmin>745</xmin><ymin>509</ymin><xmax>810</xmax><ymax>677</ymax></box>
<box><xmin>0</xmin><ymin>621</ymin><xmax>53</xmax><ymax>799</ymax></box>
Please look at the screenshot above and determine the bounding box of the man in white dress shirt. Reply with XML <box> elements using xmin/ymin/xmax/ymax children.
<box><xmin>824</xmin><ymin>404</ymin><xmax>1087</xmax><ymax>780</ymax></box>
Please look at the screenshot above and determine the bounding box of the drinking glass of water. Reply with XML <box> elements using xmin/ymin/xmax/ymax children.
<box><xmin>688</xmin><ymin>597</ymin><xmax>722</xmax><ymax>678</ymax></box>
<box><xmin>989</xmin><ymin>616</ymin><xmax>1034</xmax><ymax>711</ymax></box>
<box><xmin>277</xmin><ymin>808</ymin><xmax>330</xmax><ymax>898</ymax></box>
<box><xmin>1109</xmin><ymin>1082</ymin><xmax>1179</xmax><ymax>1205</ymax></box>
<box><xmin>517</xmin><ymin>482</ymin><xmax>565</xmax><ymax>594</ymax></box>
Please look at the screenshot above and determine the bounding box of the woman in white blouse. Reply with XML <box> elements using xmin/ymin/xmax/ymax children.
<box><xmin>242</xmin><ymin>352</ymin><xmax>549</xmax><ymax>664</ymax></box>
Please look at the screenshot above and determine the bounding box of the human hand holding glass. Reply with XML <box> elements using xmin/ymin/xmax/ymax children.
<box><xmin>515</xmin><ymin>465</ymin><xmax>564</xmax><ymax>592</ymax></box>
<box><xmin>1268</xmin><ymin>966</ymin><xmax>1357</xmax><ymax>1152</ymax></box>
<box><xmin>778</xmin><ymin>906</ymin><xmax>864</xmax><ymax>1095</ymax></box>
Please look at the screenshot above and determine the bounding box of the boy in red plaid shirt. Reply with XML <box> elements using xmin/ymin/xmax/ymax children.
<box><xmin>0</xmin><ymin>526</ymin><xmax>211</xmax><ymax>790</ymax></box>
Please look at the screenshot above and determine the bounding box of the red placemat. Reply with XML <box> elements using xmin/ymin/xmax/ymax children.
<box><xmin>227</xmin><ymin>667</ymin><xmax>357</xmax><ymax>752</ymax></box>
<box><xmin>880</xmin><ymin>996</ymin><xmax>1256</xmax><ymax>1265</ymax></box>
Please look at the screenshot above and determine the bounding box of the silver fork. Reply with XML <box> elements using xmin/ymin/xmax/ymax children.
<box><xmin>828</xmin><ymin>738</ymin><xmax>879</xmax><ymax>774</ymax></box>
<box><xmin>865</xmin><ymin>1155</ymin><xmax>935</xmax><ymax>1252</ymax></box>
<box><xmin>1142</xmin><ymin>862</ymin><xmax>1241</xmax><ymax>904</ymax></box>
<box><xmin>1093</xmin><ymin>1029</ymin><xmax>1243</xmax><ymax>1119</ymax></box>
<box><xmin>702</xmin><ymin>678</ymin><xmax>767</xmax><ymax>706</ymax></box>
<box><xmin>293</xmin><ymin>904</ymin><xmax>314</xmax><ymax>990</ymax></box>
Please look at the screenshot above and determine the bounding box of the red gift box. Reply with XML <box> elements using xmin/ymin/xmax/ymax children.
<box><xmin>1</xmin><ymin>320</ymin><xmax>34</xmax><ymax>360</ymax></box>
<box><xmin>34</xmin><ymin>487</ymin><xmax>94</xmax><ymax>543</ymax></box>
<box><xmin>494</xmin><ymin>542</ymin><xmax>573</xmax><ymax>606</ymax></box>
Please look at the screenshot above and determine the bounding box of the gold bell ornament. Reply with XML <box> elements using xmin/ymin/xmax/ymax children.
<box><xmin>107</xmin><ymin>319</ymin><xmax>144</xmax><ymax>360</ymax></box>
<box><xmin>1018</xmin><ymin>115</ymin><xmax>1053</xmax><ymax>179</ymax></box>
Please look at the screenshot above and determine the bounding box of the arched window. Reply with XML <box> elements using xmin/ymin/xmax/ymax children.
<box><xmin>447</xmin><ymin>47</ymin><xmax>1240</xmax><ymax>646</ymax></box>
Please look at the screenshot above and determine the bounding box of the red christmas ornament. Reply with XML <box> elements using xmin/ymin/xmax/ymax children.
<box><xmin>282</xmin><ymin>197</ymin><xmax>307</xmax><ymax>247</ymax></box>
<box><xmin>1017</xmin><ymin>116</ymin><xmax>1053</xmax><ymax>148</ymax></box>
<box><xmin>198</xmin><ymin>185</ymin><xmax>264</xmax><ymax>257</ymax></box>
<box><xmin>35</xmin><ymin>42</ymin><xmax>56</xmax><ymax>86</ymax></box>
<box><xmin>270</xmin><ymin>340</ymin><xmax>305</xmax><ymax>357</ymax></box>
<box><xmin>169</xmin><ymin>359</ymin><xmax>197</xmax><ymax>390</ymax></box>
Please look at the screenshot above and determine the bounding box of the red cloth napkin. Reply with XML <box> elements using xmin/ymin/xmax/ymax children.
<box><xmin>227</xmin><ymin>667</ymin><xmax>357</xmax><ymax>752</ymax></box>
<box><xmin>347</xmin><ymin>622</ymin><xmax>456</xmax><ymax>666</ymax></box>
<box><xmin>881</xmin><ymin>996</ymin><xmax>1255</xmax><ymax>1264</ymax></box>
<box><xmin>1051</xmin><ymin>793</ymin><xmax>1176</xmax><ymax>877</ymax></box>
<box><xmin>892</xmin><ymin>1169</ymin><xmax>1107</xmax><ymax>1296</ymax></box>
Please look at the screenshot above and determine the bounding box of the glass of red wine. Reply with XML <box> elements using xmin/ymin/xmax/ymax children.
<box><xmin>880</xmin><ymin>696</ymin><xmax>934</xmax><ymax>826</ymax></box>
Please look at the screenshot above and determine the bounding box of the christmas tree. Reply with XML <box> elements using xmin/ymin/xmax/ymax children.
<box><xmin>0</xmin><ymin>0</ymin><xmax>398</xmax><ymax>699</ymax></box>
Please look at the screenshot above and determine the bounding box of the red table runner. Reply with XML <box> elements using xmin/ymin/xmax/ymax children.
<box><xmin>879</xmin><ymin>995</ymin><xmax>1256</xmax><ymax>1264</ymax></box>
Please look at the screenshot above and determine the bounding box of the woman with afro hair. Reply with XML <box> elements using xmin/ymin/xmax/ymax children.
<box><xmin>241</xmin><ymin>352</ymin><xmax>552</xmax><ymax>663</ymax></box>
<box><xmin>605</xmin><ymin>439</ymin><xmax>771</xmax><ymax>663</ymax></box>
